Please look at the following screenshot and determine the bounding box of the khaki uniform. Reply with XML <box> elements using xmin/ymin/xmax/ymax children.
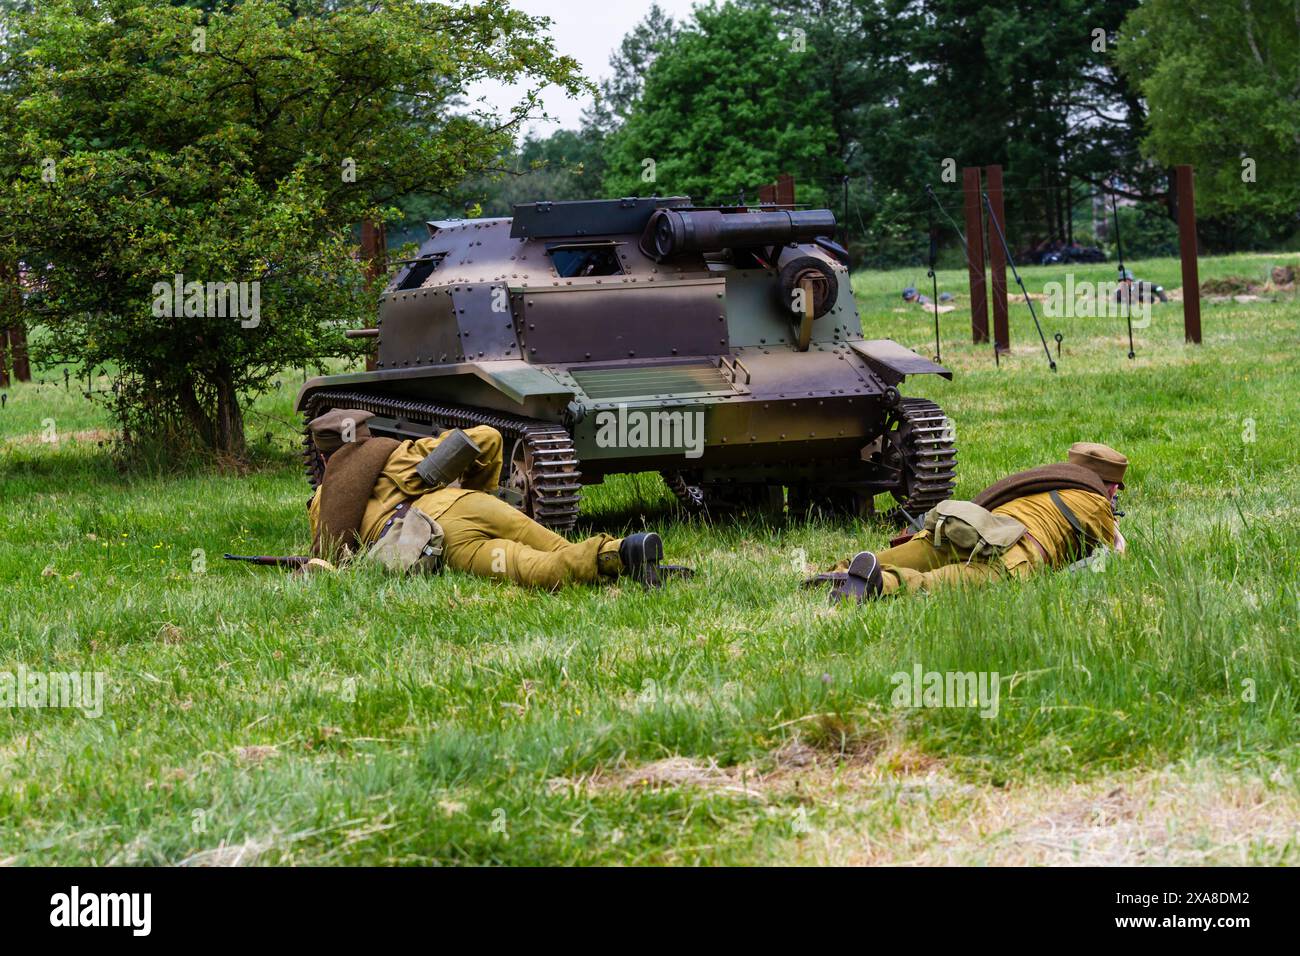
<box><xmin>876</xmin><ymin>489</ymin><xmax>1117</xmax><ymax>595</ymax></box>
<box><xmin>309</xmin><ymin>426</ymin><xmax>622</xmax><ymax>588</ymax></box>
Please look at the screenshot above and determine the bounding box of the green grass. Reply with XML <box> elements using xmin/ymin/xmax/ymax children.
<box><xmin>1</xmin><ymin>252</ymin><xmax>1297</xmax><ymax>865</ymax></box>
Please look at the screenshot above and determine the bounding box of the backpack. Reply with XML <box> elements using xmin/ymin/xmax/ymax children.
<box><xmin>923</xmin><ymin>500</ymin><xmax>1027</xmax><ymax>559</ymax></box>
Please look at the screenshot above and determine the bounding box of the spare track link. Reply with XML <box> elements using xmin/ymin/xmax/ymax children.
<box><xmin>300</xmin><ymin>390</ymin><xmax>582</xmax><ymax>532</ymax></box>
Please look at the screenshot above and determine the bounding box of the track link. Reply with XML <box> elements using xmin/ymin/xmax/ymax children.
<box><xmin>885</xmin><ymin>397</ymin><xmax>958</xmax><ymax>515</ymax></box>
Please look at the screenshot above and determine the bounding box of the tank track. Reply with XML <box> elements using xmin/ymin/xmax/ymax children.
<box><xmin>885</xmin><ymin>397</ymin><xmax>958</xmax><ymax>516</ymax></box>
<box><xmin>661</xmin><ymin>398</ymin><xmax>958</xmax><ymax>520</ymax></box>
<box><xmin>661</xmin><ymin>470</ymin><xmax>705</xmax><ymax>509</ymax></box>
<box><xmin>301</xmin><ymin>389</ymin><xmax>582</xmax><ymax>531</ymax></box>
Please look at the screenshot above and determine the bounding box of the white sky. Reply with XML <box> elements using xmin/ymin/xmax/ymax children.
<box><xmin>462</xmin><ymin>0</ymin><xmax>702</xmax><ymax>136</ymax></box>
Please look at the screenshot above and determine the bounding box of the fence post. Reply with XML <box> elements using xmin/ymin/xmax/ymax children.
<box><xmin>1175</xmin><ymin>165</ymin><xmax>1202</xmax><ymax>344</ymax></box>
<box><xmin>984</xmin><ymin>164</ymin><xmax>1010</xmax><ymax>353</ymax></box>
<box><xmin>7</xmin><ymin>323</ymin><xmax>29</xmax><ymax>382</ymax></box>
<box><xmin>0</xmin><ymin>259</ymin><xmax>30</xmax><ymax>384</ymax></box>
<box><xmin>962</xmin><ymin>167</ymin><xmax>989</xmax><ymax>343</ymax></box>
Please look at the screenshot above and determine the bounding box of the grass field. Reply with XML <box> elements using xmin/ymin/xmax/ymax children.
<box><xmin>1</xmin><ymin>252</ymin><xmax>1297</xmax><ymax>865</ymax></box>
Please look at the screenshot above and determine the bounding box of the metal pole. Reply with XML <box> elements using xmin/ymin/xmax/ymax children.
<box><xmin>1176</xmin><ymin>165</ymin><xmax>1202</xmax><ymax>344</ymax></box>
<box><xmin>841</xmin><ymin>175</ymin><xmax>849</xmax><ymax>247</ymax></box>
<box><xmin>985</xmin><ymin>164</ymin><xmax>1010</xmax><ymax>353</ymax></box>
<box><xmin>962</xmin><ymin>167</ymin><xmax>989</xmax><ymax>344</ymax></box>
<box><xmin>1110</xmin><ymin>192</ymin><xmax>1135</xmax><ymax>360</ymax></box>
<box><xmin>927</xmin><ymin>203</ymin><xmax>941</xmax><ymax>363</ymax></box>
<box><xmin>984</xmin><ymin>192</ymin><xmax>1056</xmax><ymax>372</ymax></box>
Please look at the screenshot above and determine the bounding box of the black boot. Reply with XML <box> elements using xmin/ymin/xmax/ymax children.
<box><xmin>828</xmin><ymin>551</ymin><xmax>883</xmax><ymax>605</ymax></box>
<box><xmin>619</xmin><ymin>532</ymin><xmax>665</xmax><ymax>588</ymax></box>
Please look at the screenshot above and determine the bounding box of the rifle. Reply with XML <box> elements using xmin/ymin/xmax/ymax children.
<box><xmin>1066</xmin><ymin>547</ymin><xmax>1111</xmax><ymax>574</ymax></box>
<box><xmin>224</xmin><ymin>553</ymin><xmax>313</xmax><ymax>570</ymax></box>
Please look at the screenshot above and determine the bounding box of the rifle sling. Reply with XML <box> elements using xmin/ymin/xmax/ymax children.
<box><xmin>1048</xmin><ymin>489</ymin><xmax>1099</xmax><ymax>560</ymax></box>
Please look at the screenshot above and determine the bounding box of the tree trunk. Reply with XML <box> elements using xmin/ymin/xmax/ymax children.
<box><xmin>1066</xmin><ymin>176</ymin><xmax>1074</xmax><ymax>244</ymax></box>
<box><xmin>178</xmin><ymin>379</ymin><xmax>215</xmax><ymax>448</ymax></box>
<box><xmin>212</xmin><ymin>369</ymin><xmax>246</xmax><ymax>456</ymax></box>
<box><xmin>176</xmin><ymin>373</ymin><xmax>245</xmax><ymax>456</ymax></box>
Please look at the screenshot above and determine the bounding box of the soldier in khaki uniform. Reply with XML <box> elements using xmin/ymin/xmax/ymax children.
<box><xmin>807</xmin><ymin>443</ymin><xmax>1128</xmax><ymax>602</ymax></box>
<box><xmin>306</xmin><ymin>409</ymin><xmax>674</xmax><ymax>588</ymax></box>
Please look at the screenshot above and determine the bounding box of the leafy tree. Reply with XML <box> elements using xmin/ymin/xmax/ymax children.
<box><xmin>1117</xmin><ymin>0</ymin><xmax>1300</xmax><ymax>221</ymax></box>
<box><xmin>0</xmin><ymin>0</ymin><xmax>583</xmax><ymax>454</ymax></box>
<box><xmin>1112</xmin><ymin>201</ymin><xmax>1180</xmax><ymax>258</ymax></box>
<box><xmin>602</xmin><ymin>1</ymin><xmax>839</xmax><ymax>204</ymax></box>
<box><xmin>583</xmin><ymin>2</ymin><xmax>680</xmax><ymax>136</ymax></box>
<box><xmin>719</xmin><ymin>1</ymin><xmax>1151</xmax><ymax>254</ymax></box>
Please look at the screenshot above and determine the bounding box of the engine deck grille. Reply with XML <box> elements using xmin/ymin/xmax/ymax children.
<box><xmin>569</xmin><ymin>360</ymin><xmax>733</xmax><ymax>400</ymax></box>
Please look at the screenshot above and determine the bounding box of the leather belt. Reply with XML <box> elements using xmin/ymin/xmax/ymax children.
<box><xmin>1023</xmin><ymin>531</ymin><xmax>1049</xmax><ymax>564</ymax></box>
<box><xmin>374</xmin><ymin>500</ymin><xmax>413</xmax><ymax>543</ymax></box>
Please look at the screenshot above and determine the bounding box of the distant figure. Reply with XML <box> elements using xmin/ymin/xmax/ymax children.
<box><xmin>1116</xmin><ymin>269</ymin><xmax>1167</xmax><ymax>304</ymax></box>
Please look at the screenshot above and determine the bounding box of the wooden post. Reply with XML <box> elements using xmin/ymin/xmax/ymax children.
<box><xmin>0</xmin><ymin>258</ymin><xmax>26</xmax><ymax>384</ymax></box>
<box><xmin>1175</xmin><ymin>165</ymin><xmax>1202</xmax><ymax>344</ymax></box>
<box><xmin>7</xmin><ymin>323</ymin><xmax>30</xmax><ymax>381</ymax></box>
<box><xmin>775</xmin><ymin>173</ymin><xmax>795</xmax><ymax>208</ymax></box>
<box><xmin>758</xmin><ymin>173</ymin><xmax>795</xmax><ymax>209</ymax></box>
<box><xmin>984</xmin><ymin>164</ymin><xmax>1009</xmax><ymax>353</ymax></box>
<box><xmin>360</xmin><ymin>219</ymin><xmax>387</xmax><ymax>371</ymax></box>
<box><xmin>962</xmin><ymin>167</ymin><xmax>989</xmax><ymax>344</ymax></box>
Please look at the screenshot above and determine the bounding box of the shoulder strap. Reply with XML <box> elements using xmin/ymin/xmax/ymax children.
<box><xmin>1048</xmin><ymin>489</ymin><xmax>1100</xmax><ymax>559</ymax></box>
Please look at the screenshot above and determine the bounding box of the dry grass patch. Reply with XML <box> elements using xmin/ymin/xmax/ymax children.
<box><xmin>547</xmin><ymin>729</ymin><xmax>939</xmax><ymax>802</ymax></box>
<box><xmin>801</xmin><ymin>762</ymin><xmax>1300</xmax><ymax>866</ymax></box>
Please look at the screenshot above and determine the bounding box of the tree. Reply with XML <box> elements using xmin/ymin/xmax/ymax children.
<box><xmin>758</xmin><ymin>0</ymin><xmax>1154</xmax><ymax>253</ymax></box>
<box><xmin>601</xmin><ymin>2</ymin><xmax>839</xmax><ymax>204</ymax></box>
<box><xmin>1117</xmin><ymin>0</ymin><xmax>1300</xmax><ymax>221</ymax></box>
<box><xmin>584</xmin><ymin>2</ymin><xmax>680</xmax><ymax>135</ymax></box>
<box><xmin>0</xmin><ymin>0</ymin><xmax>584</xmax><ymax>454</ymax></box>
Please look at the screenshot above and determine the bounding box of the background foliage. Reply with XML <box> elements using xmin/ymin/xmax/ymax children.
<box><xmin>1</xmin><ymin>0</ymin><xmax>1296</xmax><ymax>455</ymax></box>
<box><xmin>0</xmin><ymin>0</ymin><xmax>583</xmax><ymax>451</ymax></box>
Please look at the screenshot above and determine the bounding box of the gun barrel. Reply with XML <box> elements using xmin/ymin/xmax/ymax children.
<box><xmin>643</xmin><ymin>208</ymin><xmax>837</xmax><ymax>260</ymax></box>
<box><xmin>223</xmin><ymin>554</ymin><xmax>308</xmax><ymax>567</ymax></box>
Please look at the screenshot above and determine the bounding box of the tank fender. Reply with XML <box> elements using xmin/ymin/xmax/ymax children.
<box><xmin>849</xmin><ymin>340</ymin><xmax>952</xmax><ymax>386</ymax></box>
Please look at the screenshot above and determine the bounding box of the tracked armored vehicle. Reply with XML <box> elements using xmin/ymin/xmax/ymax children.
<box><xmin>297</xmin><ymin>197</ymin><xmax>957</xmax><ymax>530</ymax></box>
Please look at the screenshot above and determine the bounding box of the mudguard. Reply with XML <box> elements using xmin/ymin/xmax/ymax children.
<box><xmin>849</xmin><ymin>340</ymin><xmax>952</xmax><ymax>385</ymax></box>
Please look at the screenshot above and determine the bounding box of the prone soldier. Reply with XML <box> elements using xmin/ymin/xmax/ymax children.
<box><xmin>805</xmin><ymin>442</ymin><xmax>1128</xmax><ymax>603</ymax></box>
<box><xmin>305</xmin><ymin>408</ymin><xmax>685</xmax><ymax>588</ymax></box>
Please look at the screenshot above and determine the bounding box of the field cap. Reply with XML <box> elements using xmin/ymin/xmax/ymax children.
<box><xmin>309</xmin><ymin>408</ymin><xmax>374</xmax><ymax>455</ymax></box>
<box><xmin>1068</xmin><ymin>441</ymin><xmax>1127</xmax><ymax>488</ymax></box>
